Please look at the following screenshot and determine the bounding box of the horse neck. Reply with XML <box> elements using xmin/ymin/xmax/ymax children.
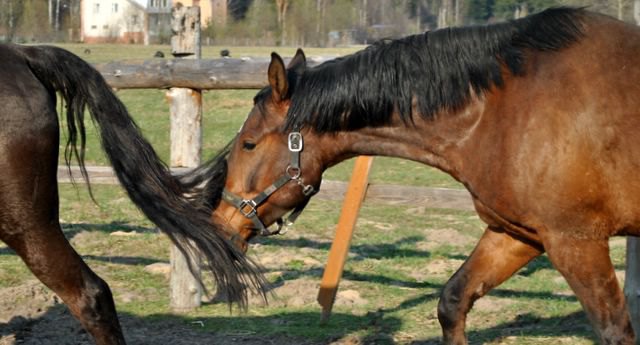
<box><xmin>317</xmin><ymin>95</ymin><xmax>488</xmax><ymax>182</ymax></box>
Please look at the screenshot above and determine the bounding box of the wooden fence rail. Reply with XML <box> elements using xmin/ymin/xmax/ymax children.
<box><xmin>94</xmin><ymin>57</ymin><xmax>330</xmax><ymax>90</ymax></box>
<box><xmin>57</xmin><ymin>166</ymin><xmax>474</xmax><ymax>211</ymax></box>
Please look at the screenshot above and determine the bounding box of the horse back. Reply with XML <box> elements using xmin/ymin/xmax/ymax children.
<box><xmin>460</xmin><ymin>14</ymin><xmax>640</xmax><ymax>237</ymax></box>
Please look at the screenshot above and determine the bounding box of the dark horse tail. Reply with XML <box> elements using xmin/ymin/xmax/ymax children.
<box><xmin>19</xmin><ymin>45</ymin><xmax>267</xmax><ymax>308</ymax></box>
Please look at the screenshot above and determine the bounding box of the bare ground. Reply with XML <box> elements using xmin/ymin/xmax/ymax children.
<box><xmin>0</xmin><ymin>239</ymin><xmax>380</xmax><ymax>345</ymax></box>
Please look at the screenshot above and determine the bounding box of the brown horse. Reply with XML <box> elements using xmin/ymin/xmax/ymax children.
<box><xmin>206</xmin><ymin>8</ymin><xmax>640</xmax><ymax>344</ymax></box>
<box><xmin>0</xmin><ymin>44</ymin><xmax>267</xmax><ymax>344</ymax></box>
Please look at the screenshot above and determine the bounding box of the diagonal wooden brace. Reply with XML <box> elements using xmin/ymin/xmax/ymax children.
<box><xmin>317</xmin><ymin>156</ymin><xmax>374</xmax><ymax>322</ymax></box>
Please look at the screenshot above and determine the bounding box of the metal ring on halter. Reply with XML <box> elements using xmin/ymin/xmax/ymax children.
<box><xmin>286</xmin><ymin>165</ymin><xmax>301</xmax><ymax>179</ymax></box>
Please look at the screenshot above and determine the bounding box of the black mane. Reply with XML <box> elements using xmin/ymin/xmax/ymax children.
<box><xmin>282</xmin><ymin>7</ymin><xmax>585</xmax><ymax>133</ymax></box>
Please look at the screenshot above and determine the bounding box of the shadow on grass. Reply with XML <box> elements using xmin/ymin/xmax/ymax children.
<box><xmin>2</xmin><ymin>221</ymin><xmax>582</xmax><ymax>309</ymax></box>
<box><xmin>0</xmin><ymin>300</ymin><xmax>596</xmax><ymax>345</ymax></box>
<box><xmin>0</xmin><ymin>302</ymin><xmax>404</xmax><ymax>345</ymax></box>
<box><xmin>259</xmin><ymin>235</ymin><xmax>430</xmax><ymax>261</ymax></box>
<box><xmin>411</xmin><ymin>311</ymin><xmax>596</xmax><ymax>344</ymax></box>
<box><xmin>0</xmin><ymin>246</ymin><xmax>163</xmax><ymax>268</ymax></box>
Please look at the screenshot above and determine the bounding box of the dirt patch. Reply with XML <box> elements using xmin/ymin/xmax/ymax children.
<box><xmin>0</xmin><ymin>278</ymin><xmax>366</xmax><ymax>345</ymax></box>
<box><xmin>417</xmin><ymin>228</ymin><xmax>475</xmax><ymax>251</ymax></box>
<box><xmin>356</xmin><ymin>219</ymin><xmax>396</xmax><ymax>231</ymax></box>
<box><xmin>0</xmin><ymin>249</ymin><xmax>351</xmax><ymax>345</ymax></box>
<box><xmin>1</xmin><ymin>305</ymin><xmax>317</xmax><ymax>345</ymax></box>
<box><xmin>408</xmin><ymin>258</ymin><xmax>465</xmax><ymax>282</ymax></box>
<box><xmin>0</xmin><ymin>281</ymin><xmax>61</xmax><ymax>324</ymax></box>
<box><xmin>473</xmin><ymin>296</ymin><xmax>515</xmax><ymax>313</ymax></box>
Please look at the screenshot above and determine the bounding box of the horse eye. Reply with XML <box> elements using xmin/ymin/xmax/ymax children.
<box><xmin>242</xmin><ymin>141</ymin><xmax>257</xmax><ymax>151</ymax></box>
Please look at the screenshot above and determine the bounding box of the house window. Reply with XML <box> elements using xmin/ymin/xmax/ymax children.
<box><xmin>103</xmin><ymin>25</ymin><xmax>109</xmax><ymax>29</ymax></box>
<box><xmin>91</xmin><ymin>25</ymin><xmax>97</xmax><ymax>30</ymax></box>
<box><xmin>93</xmin><ymin>3</ymin><xmax>100</xmax><ymax>14</ymax></box>
<box><xmin>113</xmin><ymin>3</ymin><xmax>118</xmax><ymax>13</ymax></box>
<box><xmin>131</xmin><ymin>15</ymin><xmax>139</xmax><ymax>25</ymax></box>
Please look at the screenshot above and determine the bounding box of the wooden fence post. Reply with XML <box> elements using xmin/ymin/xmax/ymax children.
<box><xmin>167</xmin><ymin>3</ymin><xmax>203</xmax><ymax>313</ymax></box>
<box><xmin>317</xmin><ymin>156</ymin><xmax>374</xmax><ymax>322</ymax></box>
<box><xmin>624</xmin><ymin>238</ymin><xmax>640</xmax><ymax>340</ymax></box>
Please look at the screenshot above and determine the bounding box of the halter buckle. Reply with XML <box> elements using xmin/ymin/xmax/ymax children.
<box><xmin>288</xmin><ymin>132</ymin><xmax>303</xmax><ymax>152</ymax></box>
<box><xmin>301</xmin><ymin>184</ymin><xmax>315</xmax><ymax>196</ymax></box>
<box><xmin>238</xmin><ymin>199</ymin><xmax>258</xmax><ymax>218</ymax></box>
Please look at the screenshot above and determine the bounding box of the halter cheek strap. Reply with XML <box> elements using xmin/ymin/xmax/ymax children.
<box><xmin>221</xmin><ymin>132</ymin><xmax>317</xmax><ymax>237</ymax></box>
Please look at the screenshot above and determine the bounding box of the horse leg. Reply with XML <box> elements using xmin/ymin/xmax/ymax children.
<box><xmin>541</xmin><ymin>233</ymin><xmax>634</xmax><ymax>344</ymax></box>
<box><xmin>1</xmin><ymin>197</ymin><xmax>126</xmax><ymax>345</ymax></box>
<box><xmin>0</xmin><ymin>136</ymin><xmax>126</xmax><ymax>344</ymax></box>
<box><xmin>437</xmin><ymin>227</ymin><xmax>544</xmax><ymax>345</ymax></box>
<box><xmin>3</xmin><ymin>226</ymin><xmax>126</xmax><ymax>345</ymax></box>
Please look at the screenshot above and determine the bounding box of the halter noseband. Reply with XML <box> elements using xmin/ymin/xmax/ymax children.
<box><xmin>221</xmin><ymin>132</ymin><xmax>317</xmax><ymax>237</ymax></box>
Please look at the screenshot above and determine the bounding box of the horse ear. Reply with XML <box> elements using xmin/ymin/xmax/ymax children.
<box><xmin>287</xmin><ymin>48</ymin><xmax>306</xmax><ymax>75</ymax></box>
<box><xmin>268</xmin><ymin>52</ymin><xmax>288</xmax><ymax>102</ymax></box>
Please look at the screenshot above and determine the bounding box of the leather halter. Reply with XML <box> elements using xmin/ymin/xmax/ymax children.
<box><xmin>221</xmin><ymin>132</ymin><xmax>317</xmax><ymax>237</ymax></box>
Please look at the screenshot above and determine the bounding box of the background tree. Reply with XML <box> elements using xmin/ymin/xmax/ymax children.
<box><xmin>275</xmin><ymin>0</ymin><xmax>290</xmax><ymax>45</ymax></box>
<box><xmin>17</xmin><ymin>0</ymin><xmax>51</xmax><ymax>41</ymax></box>
<box><xmin>0</xmin><ymin>0</ymin><xmax>25</xmax><ymax>42</ymax></box>
<box><xmin>228</xmin><ymin>0</ymin><xmax>253</xmax><ymax>20</ymax></box>
<box><xmin>466</xmin><ymin>0</ymin><xmax>494</xmax><ymax>23</ymax></box>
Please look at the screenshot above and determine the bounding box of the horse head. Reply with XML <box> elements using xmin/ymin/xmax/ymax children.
<box><xmin>214</xmin><ymin>49</ymin><xmax>331</xmax><ymax>251</ymax></box>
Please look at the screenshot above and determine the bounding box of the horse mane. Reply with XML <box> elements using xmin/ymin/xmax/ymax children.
<box><xmin>283</xmin><ymin>7</ymin><xmax>586</xmax><ymax>133</ymax></box>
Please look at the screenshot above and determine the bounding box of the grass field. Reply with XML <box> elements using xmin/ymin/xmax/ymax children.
<box><xmin>0</xmin><ymin>43</ymin><xmax>621</xmax><ymax>344</ymax></box>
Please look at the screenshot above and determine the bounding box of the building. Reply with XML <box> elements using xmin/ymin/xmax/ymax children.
<box><xmin>81</xmin><ymin>0</ymin><xmax>172</xmax><ymax>44</ymax></box>
<box><xmin>178</xmin><ymin>0</ymin><xmax>227</xmax><ymax>27</ymax></box>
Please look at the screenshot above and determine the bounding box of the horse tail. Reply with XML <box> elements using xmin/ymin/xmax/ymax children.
<box><xmin>19</xmin><ymin>45</ymin><xmax>267</xmax><ymax>308</ymax></box>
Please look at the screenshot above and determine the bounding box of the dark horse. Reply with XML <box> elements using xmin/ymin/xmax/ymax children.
<box><xmin>0</xmin><ymin>45</ymin><xmax>267</xmax><ymax>344</ymax></box>
<box><xmin>200</xmin><ymin>8</ymin><xmax>640</xmax><ymax>344</ymax></box>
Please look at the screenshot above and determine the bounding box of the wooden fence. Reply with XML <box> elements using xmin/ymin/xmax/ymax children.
<box><xmin>57</xmin><ymin>166</ymin><xmax>474</xmax><ymax>210</ymax></box>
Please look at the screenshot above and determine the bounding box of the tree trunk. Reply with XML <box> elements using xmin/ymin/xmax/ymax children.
<box><xmin>55</xmin><ymin>0</ymin><xmax>60</xmax><ymax>32</ymax></box>
<box><xmin>316</xmin><ymin>0</ymin><xmax>325</xmax><ymax>46</ymax></box>
<box><xmin>48</xmin><ymin>0</ymin><xmax>53</xmax><ymax>27</ymax></box>
<box><xmin>360</xmin><ymin>0</ymin><xmax>367</xmax><ymax>28</ymax></box>
<box><xmin>416</xmin><ymin>1</ymin><xmax>421</xmax><ymax>33</ymax></box>
<box><xmin>438</xmin><ymin>6</ymin><xmax>447</xmax><ymax>28</ymax></box>
<box><xmin>8</xmin><ymin>0</ymin><xmax>16</xmax><ymax>40</ymax></box>
<box><xmin>275</xmin><ymin>0</ymin><xmax>289</xmax><ymax>46</ymax></box>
